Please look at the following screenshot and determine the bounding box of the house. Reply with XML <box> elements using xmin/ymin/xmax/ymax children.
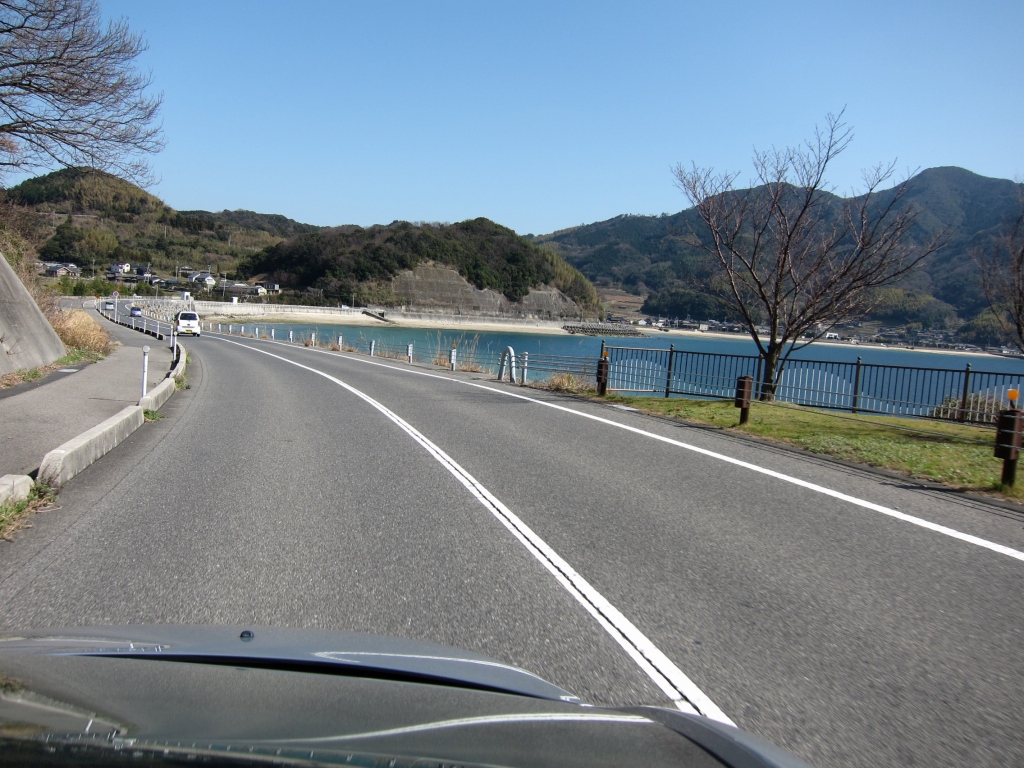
<box><xmin>111</xmin><ymin>262</ymin><xmax>132</xmax><ymax>274</ymax></box>
<box><xmin>255</xmin><ymin>281</ymin><xmax>281</xmax><ymax>295</ymax></box>
<box><xmin>45</xmin><ymin>263</ymin><xmax>80</xmax><ymax>278</ymax></box>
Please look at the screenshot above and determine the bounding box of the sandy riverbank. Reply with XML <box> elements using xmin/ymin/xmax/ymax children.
<box><xmin>200</xmin><ymin>309</ymin><xmax>1014</xmax><ymax>360</ymax></box>
<box><xmin>202</xmin><ymin>310</ymin><xmax>578</xmax><ymax>336</ymax></box>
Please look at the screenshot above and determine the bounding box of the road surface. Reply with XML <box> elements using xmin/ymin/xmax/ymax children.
<box><xmin>1</xmin><ymin>329</ymin><xmax>1022</xmax><ymax>767</ymax></box>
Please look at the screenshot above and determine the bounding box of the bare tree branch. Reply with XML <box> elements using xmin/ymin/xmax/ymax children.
<box><xmin>674</xmin><ymin>111</ymin><xmax>945</xmax><ymax>399</ymax></box>
<box><xmin>0</xmin><ymin>0</ymin><xmax>162</xmax><ymax>186</ymax></box>
<box><xmin>974</xmin><ymin>184</ymin><xmax>1024</xmax><ymax>352</ymax></box>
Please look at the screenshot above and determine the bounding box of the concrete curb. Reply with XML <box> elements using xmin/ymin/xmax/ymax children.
<box><xmin>0</xmin><ymin>474</ymin><xmax>32</xmax><ymax>505</ymax></box>
<box><xmin>141</xmin><ymin>341</ymin><xmax>187</xmax><ymax>411</ymax></box>
<box><xmin>38</xmin><ymin>406</ymin><xmax>146</xmax><ymax>487</ymax></box>
<box><xmin>139</xmin><ymin>377</ymin><xmax>175</xmax><ymax>411</ymax></box>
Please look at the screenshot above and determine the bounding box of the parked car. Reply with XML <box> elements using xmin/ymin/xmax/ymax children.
<box><xmin>130</xmin><ymin>306</ymin><xmax>143</xmax><ymax>317</ymax></box>
<box><xmin>175</xmin><ymin>310</ymin><xmax>201</xmax><ymax>336</ymax></box>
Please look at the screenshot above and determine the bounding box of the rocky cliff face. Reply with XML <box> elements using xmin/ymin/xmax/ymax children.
<box><xmin>392</xmin><ymin>264</ymin><xmax>579</xmax><ymax>317</ymax></box>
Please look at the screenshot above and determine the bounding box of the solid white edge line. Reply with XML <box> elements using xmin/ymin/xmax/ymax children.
<box><xmin>231</xmin><ymin>335</ymin><xmax>1023</xmax><ymax>565</ymax></box>
<box><xmin>213</xmin><ymin>336</ymin><xmax>731</xmax><ymax>724</ymax></box>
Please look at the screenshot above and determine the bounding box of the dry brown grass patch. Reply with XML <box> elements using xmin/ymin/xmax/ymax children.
<box><xmin>49</xmin><ymin>309</ymin><xmax>113</xmax><ymax>354</ymax></box>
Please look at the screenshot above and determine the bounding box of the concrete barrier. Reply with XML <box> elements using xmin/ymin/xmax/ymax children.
<box><xmin>139</xmin><ymin>378</ymin><xmax>175</xmax><ymax>411</ymax></box>
<box><xmin>38</xmin><ymin>406</ymin><xmax>145</xmax><ymax>487</ymax></box>
<box><xmin>0</xmin><ymin>474</ymin><xmax>32</xmax><ymax>505</ymax></box>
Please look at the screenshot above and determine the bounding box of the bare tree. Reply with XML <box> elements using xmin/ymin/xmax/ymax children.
<box><xmin>974</xmin><ymin>185</ymin><xmax>1024</xmax><ymax>352</ymax></box>
<box><xmin>0</xmin><ymin>0</ymin><xmax>162</xmax><ymax>185</ymax></box>
<box><xmin>674</xmin><ymin>112</ymin><xmax>943</xmax><ymax>399</ymax></box>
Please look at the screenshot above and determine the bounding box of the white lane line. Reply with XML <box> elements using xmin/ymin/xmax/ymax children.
<box><xmin>214</xmin><ymin>336</ymin><xmax>734</xmax><ymax>724</ymax></box>
<box><xmin>223</xmin><ymin>335</ymin><xmax>1024</xmax><ymax>565</ymax></box>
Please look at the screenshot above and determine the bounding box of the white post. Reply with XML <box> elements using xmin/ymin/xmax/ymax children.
<box><xmin>255</xmin><ymin>326</ymin><xmax>259</xmax><ymax>338</ymax></box>
<box><xmin>142</xmin><ymin>345</ymin><xmax>150</xmax><ymax>398</ymax></box>
<box><xmin>521</xmin><ymin>351</ymin><xmax>529</xmax><ymax>385</ymax></box>
<box><xmin>271</xmin><ymin>328</ymin><xmax>275</xmax><ymax>340</ymax></box>
<box><xmin>241</xmin><ymin>325</ymin><xmax>245</xmax><ymax>335</ymax></box>
<box><xmin>289</xmin><ymin>330</ymin><xmax>293</xmax><ymax>343</ymax></box>
<box><xmin>450</xmin><ymin>345</ymin><xmax>457</xmax><ymax>371</ymax></box>
<box><xmin>338</xmin><ymin>334</ymin><xmax>342</xmax><ymax>349</ymax></box>
<box><xmin>312</xmin><ymin>331</ymin><xmax>316</xmax><ymax>347</ymax></box>
<box><xmin>407</xmin><ymin>343</ymin><xmax>413</xmax><ymax>363</ymax></box>
<box><xmin>370</xmin><ymin>340</ymin><xmax>376</xmax><ymax>357</ymax></box>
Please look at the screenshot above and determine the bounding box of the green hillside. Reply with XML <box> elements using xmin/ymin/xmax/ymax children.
<box><xmin>4</xmin><ymin>168</ymin><xmax>321</xmax><ymax>278</ymax></box>
<box><xmin>535</xmin><ymin>167</ymin><xmax>1024</xmax><ymax>334</ymax></box>
<box><xmin>237</xmin><ymin>218</ymin><xmax>600</xmax><ymax>309</ymax></box>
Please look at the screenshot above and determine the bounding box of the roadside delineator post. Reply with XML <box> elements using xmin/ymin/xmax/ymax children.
<box><xmin>370</xmin><ymin>340</ymin><xmax>376</xmax><ymax>357</ymax></box>
<box><xmin>407</xmin><ymin>343</ymin><xmax>413</xmax><ymax>363</ymax></box>
<box><xmin>450</xmin><ymin>344</ymin><xmax>457</xmax><ymax>371</ymax></box>
<box><xmin>596</xmin><ymin>343</ymin><xmax>609</xmax><ymax>396</ymax></box>
<box><xmin>521</xmin><ymin>351</ymin><xmax>529</xmax><ymax>385</ymax></box>
<box><xmin>142</xmin><ymin>346</ymin><xmax>150</xmax><ymax>398</ymax></box>
<box><xmin>735</xmin><ymin>375</ymin><xmax>754</xmax><ymax>425</ymax></box>
<box><xmin>289</xmin><ymin>330</ymin><xmax>293</xmax><ymax>343</ymax></box>
<box><xmin>995</xmin><ymin>389</ymin><xmax>1023</xmax><ymax>487</ymax></box>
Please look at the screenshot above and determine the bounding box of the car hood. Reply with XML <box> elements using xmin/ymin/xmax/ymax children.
<box><xmin>0</xmin><ymin>625</ymin><xmax>812</xmax><ymax>768</ymax></box>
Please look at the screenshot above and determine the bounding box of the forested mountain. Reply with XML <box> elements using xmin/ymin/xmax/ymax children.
<box><xmin>238</xmin><ymin>218</ymin><xmax>599</xmax><ymax>309</ymax></box>
<box><xmin>4</xmin><ymin>168</ymin><xmax>320</xmax><ymax>276</ymax></box>
<box><xmin>535</xmin><ymin>167</ymin><xmax>1023</xmax><ymax>330</ymax></box>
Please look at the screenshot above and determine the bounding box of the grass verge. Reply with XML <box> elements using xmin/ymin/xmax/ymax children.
<box><xmin>0</xmin><ymin>348</ymin><xmax>106</xmax><ymax>389</ymax></box>
<box><xmin>143</xmin><ymin>409</ymin><xmax>164</xmax><ymax>422</ymax></box>
<box><xmin>0</xmin><ymin>483</ymin><xmax>58</xmax><ymax>541</ymax></box>
<box><xmin>597</xmin><ymin>394</ymin><xmax>1021</xmax><ymax>501</ymax></box>
<box><xmin>174</xmin><ymin>372</ymin><xmax>189</xmax><ymax>390</ymax></box>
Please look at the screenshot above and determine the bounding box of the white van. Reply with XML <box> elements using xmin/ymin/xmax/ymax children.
<box><xmin>824</xmin><ymin>332</ymin><xmax>841</xmax><ymax>341</ymax></box>
<box><xmin>175</xmin><ymin>311</ymin><xmax>201</xmax><ymax>337</ymax></box>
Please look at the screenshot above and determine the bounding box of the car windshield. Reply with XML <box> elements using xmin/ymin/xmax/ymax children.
<box><xmin>179</xmin><ymin>313</ymin><xmax>198</xmax><ymax>320</ymax></box>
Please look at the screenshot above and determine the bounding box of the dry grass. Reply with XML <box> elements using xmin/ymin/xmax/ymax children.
<box><xmin>543</xmin><ymin>372</ymin><xmax>597</xmax><ymax>394</ymax></box>
<box><xmin>48</xmin><ymin>309</ymin><xmax>113</xmax><ymax>354</ymax></box>
<box><xmin>0</xmin><ymin>483</ymin><xmax>58</xmax><ymax>541</ymax></box>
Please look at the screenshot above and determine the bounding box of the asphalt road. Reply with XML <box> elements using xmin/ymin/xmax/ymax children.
<box><xmin>1</xmin><ymin>331</ymin><xmax>1022</xmax><ymax>768</ymax></box>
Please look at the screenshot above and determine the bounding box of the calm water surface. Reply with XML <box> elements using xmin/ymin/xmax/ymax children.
<box><xmin>219</xmin><ymin>321</ymin><xmax>1024</xmax><ymax>375</ymax></box>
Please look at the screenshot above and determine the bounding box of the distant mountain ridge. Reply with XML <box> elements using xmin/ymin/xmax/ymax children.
<box><xmin>534</xmin><ymin>166</ymin><xmax>1024</xmax><ymax>329</ymax></box>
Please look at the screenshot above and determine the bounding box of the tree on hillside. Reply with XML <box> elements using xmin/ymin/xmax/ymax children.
<box><xmin>674</xmin><ymin>112</ymin><xmax>943</xmax><ymax>399</ymax></box>
<box><xmin>974</xmin><ymin>185</ymin><xmax>1024</xmax><ymax>351</ymax></box>
<box><xmin>0</xmin><ymin>0</ymin><xmax>162</xmax><ymax>185</ymax></box>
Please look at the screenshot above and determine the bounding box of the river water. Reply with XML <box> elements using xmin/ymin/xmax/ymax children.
<box><xmin>217</xmin><ymin>320</ymin><xmax>1024</xmax><ymax>376</ymax></box>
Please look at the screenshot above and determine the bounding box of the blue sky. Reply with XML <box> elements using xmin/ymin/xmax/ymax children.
<box><xmin>87</xmin><ymin>0</ymin><xmax>1022</xmax><ymax>234</ymax></box>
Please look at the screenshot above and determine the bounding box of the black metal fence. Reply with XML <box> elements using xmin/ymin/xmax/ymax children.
<box><xmin>604</xmin><ymin>343</ymin><xmax>1024</xmax><ymax>425</ymax></box>
<box><xmin>199</xmin><ymin>315</ymin><xmax>1024</xmax><ymax>427</ymax></box>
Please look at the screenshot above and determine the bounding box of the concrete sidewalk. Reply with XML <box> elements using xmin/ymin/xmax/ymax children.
<box><xmin>0</xmin><ymin>312</ymin><xmax>175</xmax><ymax>478</ymax></box>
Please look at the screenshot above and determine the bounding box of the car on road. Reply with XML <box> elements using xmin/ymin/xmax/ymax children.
<box><xmin>103</xmin><ymin>301</ymin><xmax>115</xmax><ymax>311</ymax></box>
<box><xmin>175</xmin><ymin>310</ymin><xmax>201</xmax><ymax>336</ymax></box>
<box><xmin>129</xmin><ymin>306</ymin><xmax>143</xmax><ymax>317</ymax></box>
<box><xmin>0</xmin><ymin>625</ymin><xmax>812</xmax><ymax>767</ymax></box>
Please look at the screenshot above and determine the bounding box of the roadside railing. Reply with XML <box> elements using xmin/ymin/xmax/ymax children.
<box><xmin>601</xmin><ymin>343</ymin><xmax>1024</xmax><ymax>426</ymax></box>
<box><xmin>119</xmin><ymin>297</ymin><xmax>1024</xmax><ymax>427</ymax></box>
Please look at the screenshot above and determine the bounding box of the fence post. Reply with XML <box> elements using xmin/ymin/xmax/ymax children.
<box><xmin>596</xmin><ymin>350</ymin><xmax>609</xmax><ymax>396</ymax></box>
<box><xmin>520</xmin><ymin>351</ymin><xmax>529</xmax><ymax>385</ymax></box>
<box><xmin>664</xmin><ymin>344</ymin><xmax>675</xmax><ymax>398</ymax></box>
<box><xmin>755</xmin><ymin>355</ymin><xmax>764</xmax><ymax>400</ymax></box>
<box><xmin>958</xmin><ymin>364</ymin><xmax>972</xmax><ymax>422</ymax></box>
<box><xmin>852</xmin><ymin>356</ymin><xmax>862</xmax><ymax>413</ymax></box>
